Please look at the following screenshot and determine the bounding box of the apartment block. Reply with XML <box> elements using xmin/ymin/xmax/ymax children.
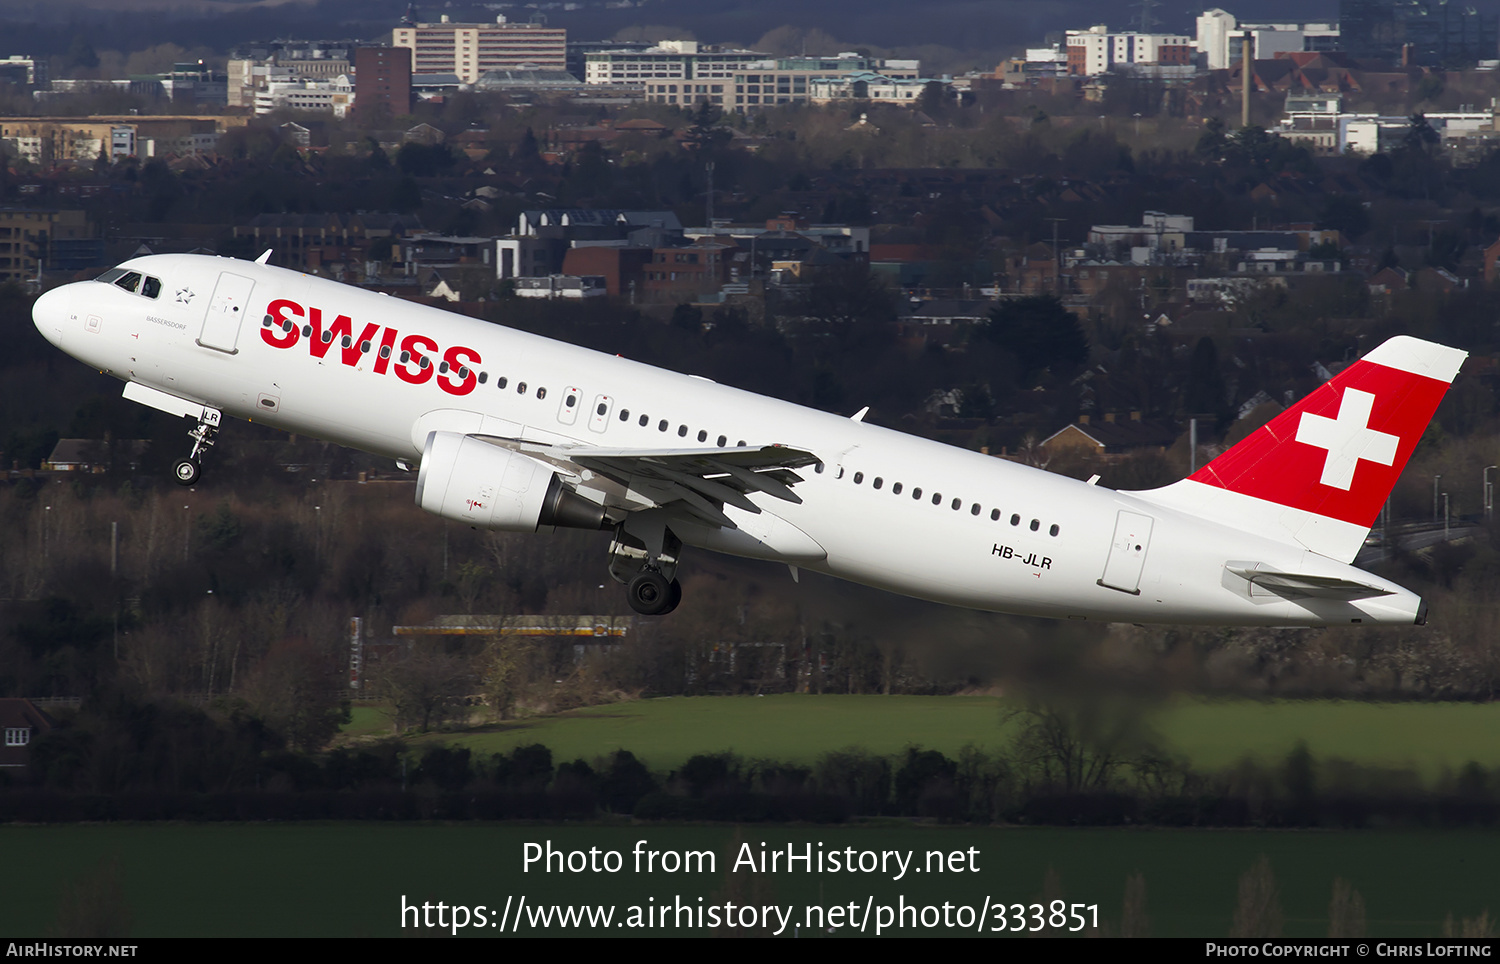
<box><xmin>1065</xmin><ymin>25</ymin><xmax>1194</xmax><ymax>76</ymax></box>
<box><xmin>393</xmin><ymin>16</ymin><xmax>565</xmax><ymax>83</ymax></box>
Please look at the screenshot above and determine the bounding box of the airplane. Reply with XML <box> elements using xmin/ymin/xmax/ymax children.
<box><xmin>32</xmin><ymin>252</ymin><xmax>1465</xmax><ymax>626</ymax></box>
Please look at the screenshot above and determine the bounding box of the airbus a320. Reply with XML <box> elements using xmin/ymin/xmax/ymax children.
<box><xmin>33</xmin><ymin>253</ymin><xmax>1465</xmax><ymax>626</ymax></box>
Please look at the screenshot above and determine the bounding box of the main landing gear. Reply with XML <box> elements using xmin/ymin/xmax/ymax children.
<box><xmin>610</xmin><ymin>512</ymin><xmax>684</xmax><ymax>616</ymax></box>
<box><xmin>626</xmin><ymin>569</ymin><xmax>683</xmax><ymax>616</ymax></box>
<box><xmin>173</xmin><ymin>406</ymin><xmax>221</xmax><ymax>487</ymax></box>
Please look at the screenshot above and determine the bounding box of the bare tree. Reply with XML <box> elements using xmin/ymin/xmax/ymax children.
<box><xmin>372</xmin><ymin>648</ymin><xmax>471</xmax><ymax>733</ymax></box>
<box><xmin>1328</xmin><ymin>878</ymin><xmax>1366</xmax><ymax>938</ymax></box>
<box><xmin>1121</xmin><ymin>872</ymin><xmax>1150</xmax><ymax>938</ymax></box>
<box><xmin>1230</xmin><ymin>855</ymin><xmax>1283</xmax><ymax>938</ymax></box>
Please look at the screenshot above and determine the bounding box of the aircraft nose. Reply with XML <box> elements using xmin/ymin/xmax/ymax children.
<box><xmin>32</xmin><ymin>284</ymin><xmax>72</xmax><ymax>346</ymax></box>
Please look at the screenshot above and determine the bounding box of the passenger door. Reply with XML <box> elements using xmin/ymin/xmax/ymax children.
<box><xmin>197</xmin><ymin>272</ymin><xmax>255</xmax><ymax>354</ymax></box>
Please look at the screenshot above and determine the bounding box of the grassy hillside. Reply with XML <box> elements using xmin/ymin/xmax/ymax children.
<box><xmin>351</xmin><ymin>695</ymin><xmax>1500</xmax><ymax>778</ymax></box>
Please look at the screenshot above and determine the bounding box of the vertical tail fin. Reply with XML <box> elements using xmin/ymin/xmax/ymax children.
<box><xmin>1135</xmin><ymin>336</ymin><xmax>1466</xmax><ymax>563</ymax></box>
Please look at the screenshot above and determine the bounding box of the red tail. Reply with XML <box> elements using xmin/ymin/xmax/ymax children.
<box><xmin>1138</xmin><ymin>336</ymin><xmax>1466</xmax><ymax>562</ymax></box>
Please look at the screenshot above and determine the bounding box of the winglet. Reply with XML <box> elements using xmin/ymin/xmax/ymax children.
<box><xmin>850</xmin><ymin>406</ymin><xmax>869</xmax><ymax>422</ymax></box>
<box><xmin>255</xmin><ymin>249</ymin><xmax>273</xmax><ymax>264</ymax></box>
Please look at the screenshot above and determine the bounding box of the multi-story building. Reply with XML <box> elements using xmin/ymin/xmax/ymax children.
<box><xmin>0</xmin><ymin>208</ymin><xmax>94</xmax><ymax>285</ymax></box>
<box><xmin>1341</xmin><ymin>0</ymin><xmax>1497</xmax><ymax>67</ymax></box>
<box><xmin>1065</xmin><ymin>25</ymin><xmax>1194</xmax><ymax>76</ymax></box>
<box><xmin>392</xmin><ymin>16</ymin><xmax>565</xmax><ymax>83</ymax></box>
<box><xmin>0</xmin><ymin>116</ymin><xmax>228</xmax><ymax>165</ymax></box>
<box><xmin>639</xmin><ymin>51</ymin><xmax>923</xmax><ymax>111</ymax></box>
<box><xmin>355</xmin><ymin>46</ymin><xmax>412</xmax><ymax>117</ymax></box>
<box><xmin>0</xmin><ymin>56</ymin><xmax>45</xmax><ymax>88</ymax></box>
<box><xmin>1196</xmin><ymin>9</ymin><xmax>1341</xmax><ymax>70</ymax></box>
<box><xmin>228</xmin><ymin>42</ymin><xmax>356</xmax><ymax>109</ymax></box>
<box><xmin>254</xmin><ymin>75</ymin><xmax>354</xmax><ymax>117</ymax></box>
<box><xmin>584</xmin><ymin>40</ymin><xmax>766</xmax><ymax>86</ymax></box>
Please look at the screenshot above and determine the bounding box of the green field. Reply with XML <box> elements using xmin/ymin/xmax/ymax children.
<box><xmin>361</xmin><ymin>695</ymin><xmax>1500</xmax><ymax>778</ymax></box>
<box><xmin>4</xmin><ymin>823</ymin><xmax>1496</xmax><ymax>937</ymax></box>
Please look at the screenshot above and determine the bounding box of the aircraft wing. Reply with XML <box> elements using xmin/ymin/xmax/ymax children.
<box><xmin>492</xmin><ymin>439</ymin><xmax>818</xmax><ymax>528</ymax></box>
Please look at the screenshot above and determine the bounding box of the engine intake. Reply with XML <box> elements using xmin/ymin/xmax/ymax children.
<box><xmin>416</xmin><ymin>431</ymin><xmax>604</xmax><ymax>531</ymax></box>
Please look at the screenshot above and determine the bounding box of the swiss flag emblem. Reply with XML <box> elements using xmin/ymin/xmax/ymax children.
<box><xmin>1189</xmin><ymin>359</ymin><xmax>1450</xmax><ymax>527</ymax></box>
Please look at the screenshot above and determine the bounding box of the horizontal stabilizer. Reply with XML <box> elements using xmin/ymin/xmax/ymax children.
<box><xmin>1225</xmin><ymin>565</ymin><xmax>1394</xmax><ymax>599</ymax></box>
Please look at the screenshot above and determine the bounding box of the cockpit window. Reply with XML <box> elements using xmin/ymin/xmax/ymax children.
<box><xmin>141</xmin><ymin>276</ymin><xmax>161</xmax><ymax>299</ymax></box>
<box><xmin>95</xmin><ymin>268</ymin><xmax>126</xmax><ymax>284</ymax></box>
<box><xmin>113</xmin><ymin>272</ymin><xmax>142</xmax><ymax>294</ymax></box>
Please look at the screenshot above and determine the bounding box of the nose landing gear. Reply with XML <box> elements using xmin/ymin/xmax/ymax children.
<box><xmin>173</xmin><ymin>406</ymin><xmax>221</xmax><ymax>486</ymax></box>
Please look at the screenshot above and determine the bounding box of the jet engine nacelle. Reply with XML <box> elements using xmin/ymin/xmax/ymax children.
<box><xmin>415</xmin><ymin>431</ymin><xmax>605</xmax><ymax>531</ymax></box>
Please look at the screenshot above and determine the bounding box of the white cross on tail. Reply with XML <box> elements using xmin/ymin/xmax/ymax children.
<box><xmin>1294</xmin><ymin>388</ymin><xmax>1399</xmax><ymax>490</ymax></box>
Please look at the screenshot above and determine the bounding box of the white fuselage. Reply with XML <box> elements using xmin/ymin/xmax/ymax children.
<box><xmin>33</xmin><ymin>254</ymin><xmax>1423</xmax><ymax>627</ymax></box>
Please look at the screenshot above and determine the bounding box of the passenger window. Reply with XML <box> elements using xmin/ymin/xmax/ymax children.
<box><xmin>599</xmin><ymin>403</ymin><xmax>609</xmax><ymax>416</ymax></box>
<box><xmin>381</xmin><ymin>345</ymin><xmax>393</xmax><ymax>359</ymax></box>
<box><xmin>477</xmin><ymin>371</ymin><xmax>487</xmax><ymax>383</ymax></box>
<box><xmin>932</xmin><ymin>493</ymin><xmax>941</xmax><ymax>505</ymax></box>
<box><xmin>912</xmin><ymin>487</ymin><xmax>922</xmax><ymax>499</ymax></box>
<box><xmin>114</xmin><ymin>272</ymin><xmax>141</xmax><ymax>293</ymax></box>
<box><xmin>141</xmin><ymin>276</ymin><xmax>161</xmax><ymax>299</ymax></box>
<box><xmin>814</xmin><ymin>462</ymin><xmax>824</xmax><ymax>474</ymax></box>
<box><xmin>737</xmin><ymin>440</ymin><xmax>746</xmax><ymax>447</ymax></box>
<box><xmin>497</xmin><ymin>376</ymin><xmax>508</xmax><ymax>389</ymax></box>
<box><xmin>620</xmin><ymin>409</ymin><xmax>630</xmax><ymax>421</ymax></box>
<box><xmin>566</xmin><ymin>394</ymin><xmax>577</xmax><ymax>407</ymax></box>
<box><xmin>658</xmin><ymin>420</ymin><xmax>668</xmax><ymax>432</ymax></box>
<box><xmin>991</xmin><ymin>509</ymin><xmax>1001</xmax><ymax>521</ymax></box>
<box><xmin>639</xmin><ymin>414</ymin><xmax>649</xmax><ymax>427</ymax></box>
<box><xmin>697</xmin><ymin>430</ymin><xmax>707</xmax><ymax>442</ymax></box>
<box><xmin>892</xmin><ymin>482</ymin><xmax>902</xmax><ymax>494</ymax></box>
<box><xmin>853</xmin><ymin>472</ymin><xmax>863</xmax><ymax>484</ymax></box>
<box><xmin>518</xmin><ymin>382</ymin><xmax>527</xmax><ymax>394</ymax></box>
<box><xmin>537</xmin><ymin>387</ymin><xmax>547</xmax><ymax>400</ymax></box>
<box><xmin>970</xmin><ymin>503</ymin><xmax>980</xmax><ymax>515</ymax></box>
<box><xmin>1011</xmin><ymin>514</ymin><xmax>1020</xmax><ymax>526</ymax></box>
<box><xmin>951</xmin><ymin>498</ymin><xmax>961</xmax><ymax>510</ymax></box>
<box><xmin>1049</xmin><ymin>524</ymin><xmax>1060</xmax><ymax>536</ymax></box>
<box><xmin>1030</xmin><ymin>519</ymin><xmax>1040</xmax><ymax>531</ymax></box>
<box><xmin>677</xmin><ymin>425</ymin><xmax>687</xmax><ymax>437</ymax></box>
<box><xmin>873</xmin><ymin>477</ymin><xmax>882</xmax><ymax>489</ymax></box>
<box><xmin>717</xmin><ymin>435</ymin><xmax>726</xmax><ymax>446</ymax></box>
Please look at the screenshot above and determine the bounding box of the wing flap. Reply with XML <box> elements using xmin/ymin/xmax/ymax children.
<box><xmin>483</xmin><ymin>438</ymin><xmax>818</xmax><ymax>525</ymax></box>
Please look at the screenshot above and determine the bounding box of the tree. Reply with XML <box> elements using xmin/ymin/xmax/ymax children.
<box><xmin>919</xmin><ymin>81</ymin><xmax>948</xmax><ymax>118</ymax></box>
<box><xmin>1229</xmin><ymin>856</ymin><xmax>1283</xmax><ymax>937</ymax></box>
<box><xmin>982</xmin><ymin>296</ymin><xmax>1089</xmax><ymax>384</ymax></box>
<box><xmin>373</xmin><ymin>648</ymin><xmax>470</xmax><ymax>733</ymax></box>
<box><xmin>792</xmin><ymin>262</ymin><xmax>896</xmax><ymax>328</ymax></box>
<box><xmin>1403</xmin><ymin>113</ymin><xmax>1440</xmax><ymax>154</ymax></box>
<box><xmin>1007</xmin><ymin>699</ymin><xmax>1145</xmax><ymax>792</ymax></box>
<box><xmin>1317</xmin><ymin>195</ymin><xmax>1370</xmax><ymax>240</ymax></box>
<box><xmin>237</xmin><ymin>637</ymin><xmax>349</xmax><ymax>750</ymax></box>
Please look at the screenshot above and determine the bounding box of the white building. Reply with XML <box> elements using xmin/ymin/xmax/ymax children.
<box><xmin>1277</xmin><ymin>105</ymin><xmax>1492</xmax><ymax>154</ymax></box>
<box><xmin>808</xmin><ymin>72</ymin><xmax>935</xmax><ymax>105</ymax></box>
<box><xmin>254</xmin><ymin>74</ymin><xmax>354</xmax><ymax>118</ymax></box>
<box><xmin>1196</xmin><ymin>9</ymin><xmax>1340</xmax><ymax>70</ymax></box>
<box><xmin>1066</xmin><ymin>25</ymin><xmax>1194</xmax><ymax>75</ymax></box>
<box><xmin>584</xmin><ymin>40</ymin><xmax>769</xmax><ymax>85</ymax></box>
<box><xmin>393</xmin><ymin>16</ymin><xmax>566</xmax><ymax>83</ymax></box>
